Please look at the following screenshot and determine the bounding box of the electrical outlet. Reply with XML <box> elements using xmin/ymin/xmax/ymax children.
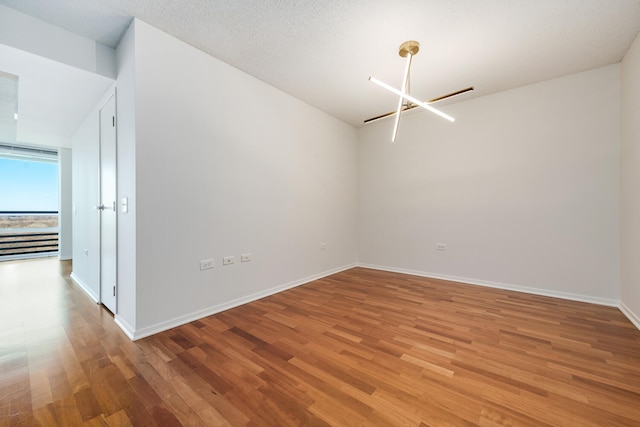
<box><xmin>436</xmin><ymin>243</ymin><xmax>447</xmax><ymax>251</ymax></box>
<box><xmin>199</xmin><ymin>259</ymin><xmax>214</xmax><ymax>270</ymax></box>
<box><xmin>83</xmin><ymin>248</ymin><xmax>88</xmax><ymax>257</ymax></box>
<box><xmin>320</xmin><ymin>242</ymin><xmax>327</xmax><ymax>250</ymax></box>
<box><xmin>241</xmin><ymin>253</ymin><xmax>252</xmax><ymax>262</ymax></box>
<box><xmin>223</xmin><ymin>256</ymin><xmax>234</xmax><ymax>265</ymax></box>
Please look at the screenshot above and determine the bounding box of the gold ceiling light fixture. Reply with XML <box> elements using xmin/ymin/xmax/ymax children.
<box><xmin>366</xmin><ymin>40</ymin><xmax>474</xmax><ymax>142</ymax></box>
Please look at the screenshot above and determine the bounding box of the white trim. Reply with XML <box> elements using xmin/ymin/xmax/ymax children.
<box><xmin>0</xmin><ymin>142</ymin><xmax>58</xmax><ymax>163</ymax></box>
<box><xmin>357</xmin><ymin>263</ymin><xmax>620</xmax><ymax>307</ymax></box>
<box><xmin>114</xmin><ymin>315</ymin><xmax>135</xmax><ymax>340</ymax></box>
<box><xmin>0</xmin><ymin>252</ymin><xmax>58</xmax><ymax>262</ymax></box>
<box><xmin>71</xmin><ymin>272</ymin><xmax>136</xmax><ymax>339</ymax></box>
<box><xmin>69</xmin><ymin>272</ymin><xmax>99</xmax><ymax>303</ymax></box>
<box><xmin>128</xmin><ymin>263</ymin><xmax>357</xmax><ymax>341</ymax></box>
<box><xmin>619</xmin><ymin>303</ymin><xmax>640</xmax><ymax>331</ymax></box>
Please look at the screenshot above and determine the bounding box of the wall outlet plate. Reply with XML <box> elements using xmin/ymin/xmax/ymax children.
<box><xmin>320</xmin><ymin>242</ymin><xmax>327</xmax><ymax>250</ymax></box>
<box><xmin>436</xmin><ymin>243</ymin><xmax>447</xmax><ymax>251</ymax></box>
<box><xmin>223</xmin><ymin>256</ymin><xmax>234</xmax><ymax>265</ymax></box>
<box><xmin>200</xmin><ymin>259</ymin><xmax>214</xmax><ymax>270</ymax></box>
<box><xmin>241</xmin><ymin>253</ymin><xmax>252</xmax><ymax>262</ymax></box>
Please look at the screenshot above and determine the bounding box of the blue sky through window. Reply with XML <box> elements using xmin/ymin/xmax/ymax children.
<box><xmin>0</xmin><ymin>158</ymin><xmax>58</xmax><ymax>211</ymax></box>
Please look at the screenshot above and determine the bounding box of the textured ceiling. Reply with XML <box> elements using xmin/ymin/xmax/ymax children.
<box><xmin>1</xmin><ymin>0</ymin><xmax>640</xmax><ymax>129</ymax></box>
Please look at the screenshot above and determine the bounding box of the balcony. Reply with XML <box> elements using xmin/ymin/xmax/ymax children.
<box><xmin>0</xmin><ymin>211</ymin><xmax>59</xmax><ymax>259</ymax></box>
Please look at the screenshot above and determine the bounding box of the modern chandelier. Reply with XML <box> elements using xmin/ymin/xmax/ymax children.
<box><xmin>366</xmin><ymin>40</ymin><xmax>473</xmax><ymax>142</ymax></box>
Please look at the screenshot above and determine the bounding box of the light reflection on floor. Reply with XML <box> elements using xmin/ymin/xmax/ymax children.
<box><xmin>0</xmin><ymin>257</ymin><xmax>114</xmax><ymax>401</ymax></box>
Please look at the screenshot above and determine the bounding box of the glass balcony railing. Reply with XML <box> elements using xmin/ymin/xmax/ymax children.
<box><xmin>0</xmin><ymin>211</ymin><xmax>59</xmax><ymax>259</ymax></box>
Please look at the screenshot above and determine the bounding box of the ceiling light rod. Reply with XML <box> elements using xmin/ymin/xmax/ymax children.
<box><xmin>368</xmin><ymin>76</ymin><xmax>455</xmax><ymax>123</ymax></box>
<box><xmin>391</xmin><ymin>51</ymin><xmax>414</xmax><ymax>142</ymax></box>
<box><xmin>363</xmin><ymin>86</ymin><xmax>474</xmax><ymax>124</ymax></box>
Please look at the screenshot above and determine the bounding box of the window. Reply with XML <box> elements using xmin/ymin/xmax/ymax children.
<box><xmin>0</xmin><ymin>144</ymin><xmax>59</xmax><ymax>258</ymax></box>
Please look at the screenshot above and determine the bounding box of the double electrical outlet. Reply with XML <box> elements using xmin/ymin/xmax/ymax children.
<box><xmin>200</xmin><ymin>253</ymin><xmax>252</xmax><ymax>270</ymax></box>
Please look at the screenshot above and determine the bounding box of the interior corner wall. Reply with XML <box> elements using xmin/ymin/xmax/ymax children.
<box><xmin>130</xmin><ymin>20</ymin><xmax>358</xmax><ymax>337</ymax></box>
<box><xmin>358</xmin><ymin>64</ymin><xmax>621</xmax><ymax>305</ymax></box>
<box><xmin>69</xmin><ymin>19</ymin><xmax>137</xmax><ymax>337</ymax></box>
<box><xmin>621</xmin><ymin>32</ymin><xmax>640</xmax><ymax>328</ymax></box>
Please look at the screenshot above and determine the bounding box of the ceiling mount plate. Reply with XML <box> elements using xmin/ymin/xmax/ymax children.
<box><xmin>398</xmin><ymin>40</ymin><xmax>420</xmax><ymax>57</ymax></box>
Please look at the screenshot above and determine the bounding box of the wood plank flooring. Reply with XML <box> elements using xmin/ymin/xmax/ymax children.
<box><xmin>1</xmin><ymin>258</ymin><xmax>640</xmax><ymax>426</ymax></box>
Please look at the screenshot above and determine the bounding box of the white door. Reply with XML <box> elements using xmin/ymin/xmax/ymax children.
<box><xmin>99</xmin><ymin>94</ymin><xmax>117</xmax><ymax>313</ymax></box>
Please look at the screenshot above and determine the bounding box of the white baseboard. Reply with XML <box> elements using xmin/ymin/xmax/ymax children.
<box><xmin>69</xmin><ymin>272</ymin><xmax>99</xmax><ymax>303</ymax></box>
<box><xmin>619</xmin><ymin>303</ymin><xmax>640</xmax><ymax>331</ymax></box>
<box><xmin>70</xmin><ymin>272</ymin><xmax>139</xmax><ymax>339</ymax></box>
<box><xmin>114</xmin><ymin>315</ymin><xmax>136</xmax><ymax>340</ymax></box>
<box><xmin>129</xmin><ymin>263</ymin><xmax>358</xmax><ymax>341</ymax></box>
<box><xmin>357</xmin><ymin>263</ymin><xmax>620</xmax><ymax>307</ymax></box>
<box><xmin>115</xmin><ymin>261</ymin><xmax>637</xmax><ymax>340</ymax></box>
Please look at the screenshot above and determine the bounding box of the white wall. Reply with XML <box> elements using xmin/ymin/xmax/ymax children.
<box><xmin>621</xmin><ymin>32</ymin><xmax>640</xmax><ymax>329</ymax></box>
<box><xmin>68</xmin><ymin>27</ymin><xmax>136</xmax><ymax>329</ymax></box>
<box><xmin>57</xmin><ymin>147</ymin><xmax>72</xmax><ymax>260</ymax></box>
<box><xmin>115</xmin><ymin>23</ymin><xmax>137</xmax><ymax>334</ymax></box>
<box><xmin>358</xmin><ymin>65</ymin><xmax>621</xmax><ymax>305</ymax></box>
<box><xmin>123</xmin><ymin>20</ymin><xmax>357</xmax><ymax>338</ymax></box>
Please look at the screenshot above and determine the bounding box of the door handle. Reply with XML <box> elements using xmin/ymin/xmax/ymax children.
<box><xmin>95</xmin><ymin>202</ymin><xmax>116</xmax><ymax>211</ymax></box>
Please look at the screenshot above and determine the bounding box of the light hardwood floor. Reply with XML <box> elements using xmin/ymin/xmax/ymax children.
<box><xmin>1</xmin><ymin>258</ymin><xmax>639</xmax><ymax>426</ymax></box>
